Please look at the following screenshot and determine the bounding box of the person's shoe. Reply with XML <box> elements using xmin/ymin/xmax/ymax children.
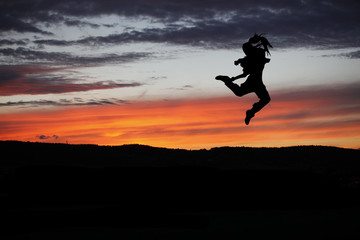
<box><xmin>215</xmin><ymin>75</ymin><xmax>231</xmax><ymax>83</ymax></box>
<box><xmin>245</xmin><ymin>110</ymin><xmax>255</xmax><ymax>125</ymax></box>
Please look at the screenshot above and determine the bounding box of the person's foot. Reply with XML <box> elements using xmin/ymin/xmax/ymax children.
<box><xmin>245</xmin><ymin>110</ymin><xmax>255</xmax><ymax>125</ymax></box>
<box><xmin>215</xmin><ymin>75</ymin><xmax>231</xmax><ymax>83</ymax></box>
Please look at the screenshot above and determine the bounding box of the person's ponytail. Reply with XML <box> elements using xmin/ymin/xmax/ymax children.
<box><xmin>250</xmin><ymin>33</ymin><xmax>273</xmax><ymax>56</ymax></box>
<box><xmin>259</xmin><ymin>35</ymin><xmax>273</xmax><ymax>56</ymax></box>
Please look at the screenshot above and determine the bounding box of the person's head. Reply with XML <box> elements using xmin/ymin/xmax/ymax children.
<box><xmin>248</xmin><ymin>33</ymin><xmax>273</xmax><ymax>55</ymax></box>
<box><xmin>249</xmin><ymin>33</ymin><xmax>262</xmax><ymax>44</ymax></box>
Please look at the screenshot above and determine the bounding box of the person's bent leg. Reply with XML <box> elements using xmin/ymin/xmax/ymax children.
<box><xmin>252</xmin><ymin>84</ymin><xmax>271</xmax><ymax>113</ymax></box>
<box><xmin>251</xmin><ymin>95</ymin><xmax>271</xmax><ymax>113</ymax></box>
<box><xmin>245</xmin><ymin>85</ymin><xmax>271</xmax><ymax>125</ymax></box>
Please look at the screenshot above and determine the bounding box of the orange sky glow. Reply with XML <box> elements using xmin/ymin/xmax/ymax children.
<box><xmin>1</xmin><ymin>84</ymin><xmax>360</xmax><ymax>149</ymax></box>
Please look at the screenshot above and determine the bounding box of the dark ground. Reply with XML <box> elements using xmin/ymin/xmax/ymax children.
<box><xmin>1</xmin><ymin>141</ymin><xmax>360</xmax><ymax>239</ymax></box>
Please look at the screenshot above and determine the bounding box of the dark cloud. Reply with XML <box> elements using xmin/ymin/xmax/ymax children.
<box><xmin>64</xmin><ymin>19</ymin><xmax>100</xmax><ymax>28</ymax></box>
<box><xmin>322</xmin><ymin>50</ymin><xmax>360</xmax><ymax>59</ymax></box>
<box><xmin>0</xmin><ymin>66</ymin><xmax>143</xmax><ymax>96</ymax></box>
<box><xmin>0</xmin><ymin>69</ymin><xmax>21</xmax><ymax>83</ymax></box>
<box><xmin>63</xmin><ymin>19</ymin><xmax>116</xmax><ymax>29</ymax></box>
<box><xmin>1</xmin><ymin>0</ymin><xmax>359</xmax><ymax>49</ymax></box>
<box><xmin>0</xmin><ymin>15</ymin><xmax>53</xmax><ymax>35</ymax></box>
<box><xmin>36</xmin><ymin>135</ymin><xmax>51</xmax><ymax>140</ymax></box>
<box><xmin>0</xmin><ymin>47</ymin><xmax>151</xmax><ymax>65</ymax></box>
<box><xmin>345</xmin><ymin>51</ymin><xmax>360</xmax><ymax>59</ymax></box>
<box><xmin>0</xmin><ymin>39</ymin><xmax>28</xmax><ymax>46</ymax></box>
<box><xmin>35</xmin><ymin>25</ymin><xmax>248</xmax><ymax>48</ymax></box>
<box><xmin>0</xmin><ymin>97</ymin><xmax>128</xmax><ymax>107</ymax></box>
<box><xmin>33</xmin><ymin>39</ymin><xmax>72</xmax><ymax>46</ymax></box>
<box><xmin>0</xmin><ymin>47</ymin><xmax>72</xmax><ymax>63</ymax></box>
<box><xmin>36</xmin><ymin>134</ymin><xmax>59</xmax><ymax>140</ymax></box>
<box><xmin>34</xmin><ymin>12</ymin><xmax>360</xmax><ymax>49</ymax></box>
<box><xmin>339</xmin><ymin>50</ymin><xmax>360</xmax><ymax>59</ymax></box>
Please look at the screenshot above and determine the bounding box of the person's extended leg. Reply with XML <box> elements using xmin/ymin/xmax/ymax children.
<box><xmin>245</xmin><ymin>84</ymin><xmax>271</xmax><ymax>125</ymax></box>
<box><xmin>216</xmin><ymin>75</ymin><xmax>252</xmax><ymax>97</ymax></box>
<box><xmin>224</xmin><ymin>81</ymin><xmax>252</xmax><ymax>97</ymax></box>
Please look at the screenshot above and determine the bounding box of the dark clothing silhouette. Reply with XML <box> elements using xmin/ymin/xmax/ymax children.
<box><xmin>216</xmin><ymin>35</ymin><xmax>272</xmax><ymax>125</ymax></box>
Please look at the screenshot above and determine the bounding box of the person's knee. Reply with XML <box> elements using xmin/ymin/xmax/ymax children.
<box><xmin>265</xmin><ymin>95</ymin><xmax>271</xmax><ymax>104</ymax></box>
<box><xmin>252</xmin><ymin>95</ymin><xmax>270</xmax><ymax>113</ymax></box>
<box><xmin>261</xmin><ymin>95</ymin><xmax>271</xmax><ymax>105</ymax></box>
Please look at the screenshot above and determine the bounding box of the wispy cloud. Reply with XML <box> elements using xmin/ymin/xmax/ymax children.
<box><xmin>0</xmin><ymin>65</ymin><xmax>143</xmax><ymax>96</ymax></box>
<box><xmin>167</xmin><ymin>85</ymin><xmax>194</xmax><ymax>91</ymax></box>
<box><xmin>323</xmin><ymin>50</ymin><xmax>360</xmax><ymax>59</ymax></box>
<box><xmin>0</xmin><ymin>46</ymin><xmax>151</xmax><ymax>96</ymax></box>
<box><xmin>0</xmin><ymin>47</ymin><xmax>152</xmax><ymax>65</ymax></box>
<box><xmin>0</xmin><ymin>39</ymin><xmax>29</xmax><ymax>46</ymax></box>
<box><xmin>0</xmin><ymin>98</ymin><xmax>128</xmax><ymax>107</ymax></box>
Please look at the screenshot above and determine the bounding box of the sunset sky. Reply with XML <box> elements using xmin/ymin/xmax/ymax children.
<box><xmin>1</xmin><ymin>0</ymin><xmax>360</xmax><ymax>149</ymax></box>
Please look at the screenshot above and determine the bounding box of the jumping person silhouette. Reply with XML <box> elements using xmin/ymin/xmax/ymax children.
<box><xmin>216</xmin><ymin>34</ymin><xmax>272</xmax><ymax>125</ymax></box>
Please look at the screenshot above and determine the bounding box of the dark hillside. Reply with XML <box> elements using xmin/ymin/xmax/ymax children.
<box><xmin>1</xmin><ymin>141</ymin><xmax>360</xmax><ymax>239</ymax></box>
<box><xmin>1</xmin><ymin>141</ymin><xmax>359</xmax><ymax>172</ymax></box>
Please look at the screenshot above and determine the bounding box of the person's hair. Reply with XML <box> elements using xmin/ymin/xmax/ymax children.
<box><xmin>249</xmin><ymin>33</ymin><xmax>273</xmax><ymax>56</ymax></box>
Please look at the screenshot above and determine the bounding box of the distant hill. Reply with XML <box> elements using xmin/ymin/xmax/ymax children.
<box><xmin>1</xmin><ymin>140</ymin><xmax>359</xmax><ymax>174</ymax></box>
<box><xmin>1</xmin><ymin>141</ymin><xmax>360</xmax><ymax>238</ymax></box>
